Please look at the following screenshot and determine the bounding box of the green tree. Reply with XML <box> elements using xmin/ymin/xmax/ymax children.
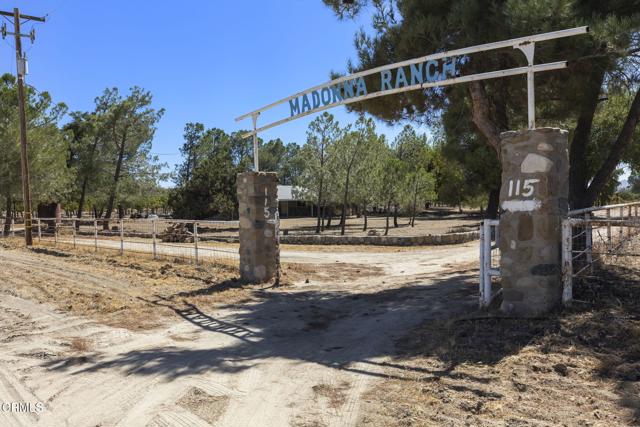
<box><xmin>331</xmin><ymin>116</ymin><xmax>378</xmax><ymax>235</ymax></box>
<box><xmin>99</xmin><ymin>87</ymin><xmax>165</xmax><ymax>227</ymax></box>
<box><xmin>0</xmin><ymin>74</ymin><xmax>70</xmax><ymax>227</ymax></box>
<box><xmin>260</xmin><ymin>138</ymin><xmax>303</xmax><ymax>185</ymax></box>
<box><xmin>323</xmin><ymin>0</ymin><xmax>640</xmax><ymax>211</ymax></box>
<box><xmin>169</xmin><ymin>128</ymin><xmax>252</xmax><ymax>219</ymax></box>
<box><xmin>351</xmin><ymin>130</ymin><xmax>387</xmax><ymax>231</ymax></box>
<box><xmin>394</xmin><ymin>125</ymin><xmax>435</xmax><ymax>226</ymax></box>
<box><xmin>293</xmin><ymin>112</ymin><xmax>344</xmax><ymax>233</ymax></box>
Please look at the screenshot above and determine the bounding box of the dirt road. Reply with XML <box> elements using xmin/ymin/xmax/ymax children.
<box><xmin>0</xmin><ymin>242</ymin><xmax>478</xmax><ymax>426</ymax></box>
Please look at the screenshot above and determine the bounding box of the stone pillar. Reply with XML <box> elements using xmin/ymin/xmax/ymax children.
<box><xmin>237</xmin><ymin>172</ymin><xmax>279</xmax><ymax>283</ymax></box>
<box><xmin>499</xmin><ymin>128</ymin><xmax>569</xmax><ymax>316</ymax></box>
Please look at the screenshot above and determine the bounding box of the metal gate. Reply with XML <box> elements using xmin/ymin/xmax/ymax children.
<box><xmin>479</xmin><ymin>201</ymin><xmax>640</xmax><ymax>309</ymax></box>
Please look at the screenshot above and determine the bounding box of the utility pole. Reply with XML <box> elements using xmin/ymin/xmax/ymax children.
<box><xmin>0</xmin><ymin>8</ymin><xmax>45</xmax><ymax>246</ymax></box>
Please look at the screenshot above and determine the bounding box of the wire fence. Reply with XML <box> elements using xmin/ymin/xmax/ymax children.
<box><xmin>562</xmin><ymin>202</ymin><xmax>640</xmax><ymax>302</ymax></box>
<box><xmin>1</xmin><ymin>217</ymin><xmax>240</xmax><ymax>268</ymax></box>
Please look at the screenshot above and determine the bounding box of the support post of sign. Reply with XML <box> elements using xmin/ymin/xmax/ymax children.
<box><xmin>515</xmin><ymin>42</ymin><xmax>536</xmax><ymax>129</ymax></box>
<box><xmin>252</xmin><ymin>113</ymin><xmax>260</xmax><ymax>172</ymax></box>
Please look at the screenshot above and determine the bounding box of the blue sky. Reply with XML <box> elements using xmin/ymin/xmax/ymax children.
<box><xmin>0</xmin><ymin>0</ymin><xmax>421</xmax><ymax>184</ymax></box>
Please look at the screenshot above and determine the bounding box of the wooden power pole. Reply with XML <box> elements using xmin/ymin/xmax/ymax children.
<box><xmin>0</xmin><ymin>8</ymin><xmax>45</xmax><ymax>246</ymax></box>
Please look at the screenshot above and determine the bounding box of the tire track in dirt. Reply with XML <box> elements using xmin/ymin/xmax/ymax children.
<box><xmin>0</xmin><ymin>250</ymin><xmax>138</xmax><ymax>299</ymax></box>
<box><xmin>0</xmin><ymin>240</ymin><xmax>481</xmax><ymax>426</ymax></box>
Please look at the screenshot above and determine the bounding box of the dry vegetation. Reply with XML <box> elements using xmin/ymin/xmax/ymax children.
<box><xmin>177</xmin><ymin>387</ymin><xmax>230</xmax><ymax>425</ymax></box>
<box><xmin>0</xmin><ymin>238</ymin><xmax>385</xmax><ymax>331</ymax></box>
<box><xmin>0</xmin><ymin>238</ymin><xmax>252</xmax><ymax>330</ymax></box>
<box><xmin>312</xmin><ymin>381</ymin><xmax>351</xmax><ymax>409</ymax></box>
<box><xmin>359</xmin><ymin>263</ymin><xmax>640</xmax><ymax>426</ymax></box>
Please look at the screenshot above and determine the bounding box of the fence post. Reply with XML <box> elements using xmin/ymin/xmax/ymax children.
<box><xmin>54</xmin><ymin>221</ymin><xmax>58</xmax><ymax>247</ymax></box>
<box><xmin>481</xmin><ymin>220</ymin><xmax>492</xmax><ymax>308</ymax></box>
<box><xmin>194</xmin><ymin>221</ymin><xmax>199</xmax><ymax>266</ymax></box>
<box><xmin>585</xmin><ymin>213</ymin><xmax>592</xmax><ymax>271</ymax></box>
<box><xmin>37</xmin><ymin>218</ymin><xmax>41</xmax><ymax>242</ymax></box>
<box><xmin>619</xmin><ymin>206</ymin><xmax>624</xmax><ymax>245</ymax></box>
<box><xmin>479</xmin><ymin>224</ymin><xmax>486</xmax><ymax>308</ymax></box>
<box><xmin>72</xmin><ymin>220</ymin><xmax>77</xmax><ymax>249</ymax></box>
<box><xmin>561</xmin><ymin>219</ymin><xmax>573</xmax><ymax>305</ymax></box>
<box><xmin>10</xmin><ymin>218</ymin><xmax>14</xmax><ymax>237</ymax></box>
<box><xmin>628</xmin><ymin>205</ymin><xmax>633</xmax><ymax>239</ymax></box>
<box><xmin>119</xmin><ymin>219</ymin><xmax>124</xmax><ymax>256</ymax></box>
<box><xmin>606</xmin><ymin>209</ymin><xmax>611</xmax><ymax>253</ymax></box>
<box><xmin>94</xmin><ymin>220</ymin><xmax>98</xmax><ymax>252</ymax></box>
<box><xmin>152</xmin><ymin>220</ymin><xmax>157</xmax><ymax>260</ymax></box>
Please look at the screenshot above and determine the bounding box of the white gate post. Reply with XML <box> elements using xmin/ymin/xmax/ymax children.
<box><xmin>37</xmin><ymin>218</ymin><xmax>41</xmax><ymax>242</ymax></box>
<box><xmin>481</xmin><ymin>220</ymin><xmax>492</xmax><ymax>308</ymax></box>
<box><xmin>479</xmin><ymin>224</ymin><xmax>486</xmax><ymax>308</ymax></box>
<box><xmin>561</xmin><ymin>219</ymin><xmax>573</xmax><ymax>305</ymax></box>
<box><xmin>72</xmin><ymin>220</ymin><xmax>77</xmax><ymax>249</ymax></box>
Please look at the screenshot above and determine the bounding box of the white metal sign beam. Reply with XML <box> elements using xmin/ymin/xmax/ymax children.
<box><xmin>236</xmin><ymin>26</ymin><xmax>588</xmax><ymax>171</ymax></box>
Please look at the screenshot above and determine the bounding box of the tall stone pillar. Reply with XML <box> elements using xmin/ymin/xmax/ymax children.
<box><xmin>237</xmin><ymin>172</ymin><xmax>279</xmax><ymax>283</ymax></box>
<box><xmin>499</xmin><ymin>128</ymin><xmax>569</xmax><ymax>316</ymax></box>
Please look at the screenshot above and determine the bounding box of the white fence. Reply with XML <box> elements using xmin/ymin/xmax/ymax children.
<box><xmin>479</xmin><ymin>200</ymin><xmax>640</xmax><ymax>309</ymax></box>
<box><xmin>1</xmin><ymin>217</ymin><xmax>240</xmax><ymax>268</ymax></box>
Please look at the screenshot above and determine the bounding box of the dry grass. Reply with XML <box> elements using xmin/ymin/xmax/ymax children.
<box><xmin>358</xmin><ymin>262</ymin><xmax>640</xmax><ymax>426</ymax></box>
<box><xmin>281</xmin><ymin>262</ymin><xmax>384</xmax><ymax>284</ymax></box>
<box><xmin>177</xmin><ymin>387</ymin><xmax>230</xmax><ymax>424</ymax></box>
<box><xmin>68</xmin><ymin>337</ymin><xmax>92</xmax><ymax>353</ymax></box>
<box><xmin>312</xmin><ymin>381</ymin><xmax>351</xmax><ymax>409</ymax></box>
<box><xmin>0</xmin><ymin>238</ymin><xmax>257</xmax><ymax>330</ymax></box>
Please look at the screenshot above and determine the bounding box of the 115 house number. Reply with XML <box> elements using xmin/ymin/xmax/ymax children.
<box><xmin>508</xmin><ymin>178</ymin><xmax>540</xmax><ymax>198</ymax></box>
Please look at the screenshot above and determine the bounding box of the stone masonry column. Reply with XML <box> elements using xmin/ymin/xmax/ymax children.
<box><xmin>237</xmin><ymin>171</ymin><xmax>279</xmax><ymax>283</ymax></box>
<box><xmin>499</xmin><ymin>128</ymin><xmax>569</xmax><ymax>316</ymax></box>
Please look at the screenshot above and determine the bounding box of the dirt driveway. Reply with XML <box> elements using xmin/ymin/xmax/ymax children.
<box><xmin>0</xmin><ymin>241</ymin><xmax>479</xmax><ymax>427</ymax></box>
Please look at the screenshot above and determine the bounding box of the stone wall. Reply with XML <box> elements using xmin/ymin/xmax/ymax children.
<box><xmin>498</xmin><ymin>128</ymin><xmax>569</xmax><ymax>316</ymax></box>
<box><xmin>280</xmin><ymin>231</ymin><xmax>478</xmax><ymax>246</ymax></box>
<box><xmin>237</xmin><ymin>172</ymin><xmax>279</xmax><ymax>283</ymax></box>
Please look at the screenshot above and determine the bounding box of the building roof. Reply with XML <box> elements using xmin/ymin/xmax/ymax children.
<box><xmin>278</xmin><ymin>185</ymin><xmax>299</xmax><ymax>201</ymax></box>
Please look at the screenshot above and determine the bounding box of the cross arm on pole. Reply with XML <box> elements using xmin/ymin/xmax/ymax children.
<box><xmin>0</xmin><ymin>10</ymin><xmax>46</xmax><ymax>22</ymax></box>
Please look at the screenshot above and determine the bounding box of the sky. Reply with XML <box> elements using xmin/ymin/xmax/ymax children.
<box><xmin>0</xmin><ymin>0</ymin><xmax>422</xmax><ymax>185</ymax></box>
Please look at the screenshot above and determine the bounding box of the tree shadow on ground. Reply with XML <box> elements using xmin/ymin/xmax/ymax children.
<box><xmin>41</xmin><ymin>270</ymin><xmax>481</xmax><ymax>381</ymax></box>
<box><xmin>39</xmin><ymin>259</ymin><xmax>640</xmax><ymax>421</ymax></box>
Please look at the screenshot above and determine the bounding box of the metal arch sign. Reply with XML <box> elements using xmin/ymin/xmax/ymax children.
<box><xmin>236</xmin><ymin>26</ymin><xmax>588</xmax><ymax>171</ymax></box>
<box><xmin>287</xmin><ymin>57</ymin><xmax>458</xmax><ymax>118</ymax></box>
